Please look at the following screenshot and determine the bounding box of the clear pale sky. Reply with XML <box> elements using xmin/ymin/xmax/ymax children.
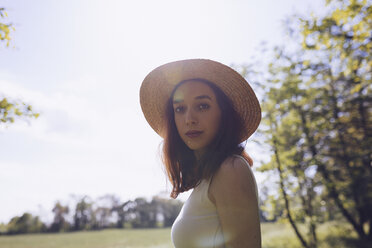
<box><xmin>0</xmin><ymin>0</ymin><xmax>324</xmax><ymax>223</ymax></box>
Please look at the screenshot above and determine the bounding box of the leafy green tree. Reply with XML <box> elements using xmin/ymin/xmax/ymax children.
<box><xmin>0</xmin><ymin>222</ymin><xmax>6</xmax><ymax>234</ymax></box>
<box><xmin>6</xmin><ymin>213</ymin><xmax>46</xmax><ymax>234</ymax></box>
<box><xmin>0</xmin><ymin>7</ymin><xmax>39</xmax><ymax>126</ymax></box>
<box><xmin>112</xmin><ymin>200</ymin><xmax>132</xmax><ymax>228</ymax></box>
<box><xmin>0</xmin><ymin>7</ymin><xmax>13</xmax><ymax>47</ymax></box>
<box><xmin>92</xmin><ymin>207</ymin><xmax>111</xmax><ymax>229</ymax></box>
<box><xmin>130</xmin><ymin>197</ymin><xmax>158</xmax><ymax>228</ymax></box>
<box><xmin>50</xmin><ymin>202</ymin><xmax>70</xmax><ymax>232</ymax></box>
<box><xmin>118</xmin><ymin>196</ymin><xmax>180</xmax><ymax>228</ymax></box>
<box><xmin>246</xmin><ymin>0</ymin><xmax>371</xmax><ymax>246</ymax></box>
<box><xmin>0</xmin><ymin>97</ymin><xmax>39</xmax><ymax>125</ymax></box>
<box><xmin>92</xmin><ymin>194</ymin><xmax>120</xmax><ymax>229</ymax></box>
<box><xmin>73</xmin><ymin>196</ymin><xmax>95</xmax><ymax>231</ymax></box>
<box><xmin>297</xmin><ymin>0</ymin><xmax>371</xmax><ymax>243</ymax></box>
<box><xmin>152</xmin><ymin>195</ymin><xmax>183</xmax><ymax>227</ymax></box>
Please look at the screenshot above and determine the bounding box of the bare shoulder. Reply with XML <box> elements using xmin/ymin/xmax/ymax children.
<box><xmin>209</xmin><ymin>155</ymin><xmax>257</xmax><ymax>204</ymax></box>
<box><xmin>218</xmin><ymin>156</ymin><xmax>253</xmax><ymax>177</ymax></box>
<box><xmin>214</xmin><ymin>156</ymin><xmax>256</xmax><ymax>189</ymax></box>
<box><xmin>209</xmin><ymin>155</ymin><xmax>261</xmax><ymax>247</ymax></box>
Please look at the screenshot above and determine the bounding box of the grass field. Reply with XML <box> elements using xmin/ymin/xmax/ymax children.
<box><xmin>0</xmin><ymin>222</ymin><xmax>362</xmax><ymax>248</ymax></box>
<box><xmin>261</xmin><ymin>221</ymin><xmax>361</xmax><ymax>248</ymax></box>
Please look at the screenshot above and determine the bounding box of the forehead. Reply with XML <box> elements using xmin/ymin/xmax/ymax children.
<box><xmin>173</xmin><ymin>80</ymin><xmax>215</xmax><ymax>101</ymax></box>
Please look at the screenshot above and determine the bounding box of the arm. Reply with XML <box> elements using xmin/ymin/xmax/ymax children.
<box><xmin>209</xmin><ymin>156</ymin><xmax>261</xmax><ymax>248</ymax></box>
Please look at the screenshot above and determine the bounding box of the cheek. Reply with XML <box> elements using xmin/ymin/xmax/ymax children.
<box><xmin>174</xmin><ymin>116</ymin><xmax>183</xmax><ymax>134</ymax></box>
<box><xmin>212</xmin><ymin>117</ymin><xmax>221</xmax><ymax>134</ymax></box>
<box><xmin>211</xmin><ymin>111</ymin><xmax>222</xmax><ymax>131</ymax></box>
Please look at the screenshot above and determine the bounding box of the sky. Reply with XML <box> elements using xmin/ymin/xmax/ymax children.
<box><xmin>0</xmin><ymin>0</ymin><xmax>325</xmax><ymax>224</ymax></box>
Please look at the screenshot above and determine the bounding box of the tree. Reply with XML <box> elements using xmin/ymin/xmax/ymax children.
<box><xmin>0</xmin><ymin>7</ymin><xmax>39</xmax><ymax>126</ymax></box>
<box><xmin>92</xmin><ymin>207</ymin><xmax>112</xmax><ymax>229</ymax></box>
<box><xmin>0</xmin><ymin>7</ymin><xmax>12</xmax><ymax>48</ymax></box>
<box><xmin>152</xmin><ymin>195</ymin><xmax>183</xmax><ymax>227</ymax></box>
<box><xmin>112</xmin><ymin>200</ymin><xmax>132</xmax><ymax>228</ymax></box>
<box><xmin>50</xmin><ymin>202</ymin><xmax>70</xmax><ymax>232</ymax></box>
<box><xmin>6</xmin><ymin>213</ymin><xmax>46</xmax><ymax>234</ymax></box>
<box><xmin>130</xmin><ymin>197</ymin><xmax>158</xmax><ymax>228</ymax></box>
<box><xmin>73</xmin><ymin>196</ymin><xmax>94</xmax><ymax>231</ymax></box>
<box><xmin>0</xmin><ymin>193</ymin><xmax>184</xmax><ymax>235</ymax></box>
<box><xmin>92</xmin><ymin>194</ymin><xmax>120</xmax><ymax>229</ymax></box>
<box><xmin>246</xmin><ymin>0</ymin><xmax>371</xmax><ymax>246</ymax></box>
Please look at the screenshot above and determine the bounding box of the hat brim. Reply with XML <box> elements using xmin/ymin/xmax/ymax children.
<box><xmin>140</xmin><ymin>59</ymin><xmax>261</xmax><ymax>142</ymax></box>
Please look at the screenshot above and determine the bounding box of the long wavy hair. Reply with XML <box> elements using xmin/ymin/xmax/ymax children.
<box><xmin>162</xmin><ymin>79</ymin><xmax>253</xmax><ymax>198</ymax></box>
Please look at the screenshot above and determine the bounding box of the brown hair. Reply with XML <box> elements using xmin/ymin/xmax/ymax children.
<box><xmin>162</xmin><ymin>79</ymin><xmax>253</xmax><ymax>198</ymax></box>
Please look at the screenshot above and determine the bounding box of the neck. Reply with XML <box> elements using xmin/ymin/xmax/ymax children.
<box><xmin>194</xmin><ymin>149</ymin><xmax>205</xmax><ymax>161</ymax></box>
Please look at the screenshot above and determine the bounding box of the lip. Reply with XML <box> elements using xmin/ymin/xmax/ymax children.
<box><xmin>185</xmin><ymin>130</ymin><xmax>203</xmax><ymax>138</ymax></box>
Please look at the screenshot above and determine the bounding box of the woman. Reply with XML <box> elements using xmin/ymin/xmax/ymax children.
<box><xmin>140</xmin><ymin>59</ymin><xmax>261</xmax><ymax>247</ymax></box>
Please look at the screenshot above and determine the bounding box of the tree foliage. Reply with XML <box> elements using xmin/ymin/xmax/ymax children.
<box><xmin>50</xmin><ymin>202</ymin><xmax>70</xmax><ymax>232</ymax></box>
<box><xmin>6</xmin><ymin>213</ymin><xmax>46</xmax><ymax>235</ymax></box>
<box><xmin>0</xmin><ymin>7</ymin><xmax>39</xmax><ymax>127</ymax></box>
<box><xmin>0</xmin><ymin>194</ymin><xmax>183</xmax><ymax>235</ymax></box>
<box><xmin>0</xmin><ymin>7</ymin><xmax>13</xmax><ymax>48</ymax></box>
<box><xmin>0</xmin><ymin>97</ymin><xmax>39</xmax><ymax>124</ymax></box>
<box><xmin>249</xmin><ymin>0</ymin><xmax>371</xmax><ymax>247</ymax></box>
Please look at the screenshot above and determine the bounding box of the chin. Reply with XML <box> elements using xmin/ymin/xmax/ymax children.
<box><xmin>185</xmin><ymin>143</ymin><xmax>202</xmax><ymax>151</ymax></box>
<box><xmin>187</xmin><ymin>145</ymin><xmax>201</xmax><ymax>151</ymax></box>
<box><xmin>182</xmin><ymin>138</ymin><xmax>209</xmax><ymax>152</ymax></box>
<box><xmin>188</xmin><ymin>144</ymin><xmax>208</xmax><ymax>153</ymax></box>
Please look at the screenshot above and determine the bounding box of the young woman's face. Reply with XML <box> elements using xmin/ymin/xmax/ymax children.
<box><xmin>172</xmin><ymin>80</ymin><xmax>221</xmax><ymax>154</ymax></box>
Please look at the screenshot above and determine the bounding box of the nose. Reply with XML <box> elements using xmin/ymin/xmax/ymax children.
<box><xmin>185</xmin><ymin>109</ymin><xmax>197</xmax><ymax>126</ymax></box>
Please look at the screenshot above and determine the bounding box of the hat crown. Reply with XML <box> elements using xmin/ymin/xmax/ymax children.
<box><xmin>140</xmin><ymin>59</ymin><xmax>261</xmax><ymax>141</ymax></box>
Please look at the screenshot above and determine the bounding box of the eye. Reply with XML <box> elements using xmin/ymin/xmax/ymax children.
<box><xmin>198</xmin><ymin>103</ymin><xmax>210</xmax><ymax>110</ymax></box>
<box><xmin>174</xmin><ymin>106</ymin><xmax>185</xmax><ymax>113</ymax></box>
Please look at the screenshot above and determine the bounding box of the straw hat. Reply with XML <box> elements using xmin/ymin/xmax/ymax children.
<box><xmin>140</xmin><ymin>59</ymin><xmax>261</xmax><ymax>142</ymax></box>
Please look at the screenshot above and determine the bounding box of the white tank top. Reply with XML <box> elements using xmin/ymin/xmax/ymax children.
<box><xmin>171</xmin><ymin>155</ymin><xmax>258</xmax><ymax>248</ymax></box>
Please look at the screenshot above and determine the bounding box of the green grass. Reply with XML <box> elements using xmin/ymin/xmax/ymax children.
<box><xmin>261</xmin><ymin>221</ymin><xmax>364</xmax><ymax>248</ymax></box>
<box><xmin>0</xmin><ymin>228</ymin><xmax>173</xmax><ymax>248</ymax></box>
<box><xmin>0</xmin><ymin>222</ymin><xmax>364</xmax><ymax>248</ymax></box>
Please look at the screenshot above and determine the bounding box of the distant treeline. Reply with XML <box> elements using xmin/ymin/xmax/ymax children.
<box><xmin>0</xmin><ymin>194</ymin><xmax>184</xmax><ymax>235</ymax></box>
<box><xmin>0</xmin><ymin>191</ymin><xmax>342</xmax><ymax>236</ymax></box>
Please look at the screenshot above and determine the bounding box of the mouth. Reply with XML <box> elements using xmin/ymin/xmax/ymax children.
<box><xmin>185</xmin><ymin>130</ymin><xmax>203</xmax><ymax>138</ymax></box>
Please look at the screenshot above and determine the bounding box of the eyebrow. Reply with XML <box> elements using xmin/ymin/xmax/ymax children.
<box><xmin>173</xmin><ymin>95</ymin><xmax>212</xmax><ymax>104</ymax></box>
